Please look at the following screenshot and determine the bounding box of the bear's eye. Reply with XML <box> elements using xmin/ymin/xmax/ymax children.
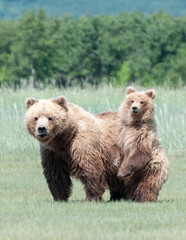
<box><xmin>34</xmin><ymin>117</ymin><xmax>38</xmax><ymax>121</ymax></box>
<box><xmin>48</xmin><ymin>117</ymin><xmax>53</xmax><ymax>121</ymax></box>
<box><xmin>140</xmin><ymin>101</ymin><xmax>144</xmax><ymax>104</ymax></box>
<box><xmin>131</xmin><ymin>100</ymin><xmax>134</xmax><ymax>103</ymax></box>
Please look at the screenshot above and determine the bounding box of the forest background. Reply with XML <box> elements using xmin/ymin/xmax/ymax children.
<box><xmin>0</xmin><ymin>0</ymin><xmax>186</xmax><ymax>88</ymax></box>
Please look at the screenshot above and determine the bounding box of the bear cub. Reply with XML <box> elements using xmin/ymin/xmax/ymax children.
<box><xmin>109</xmin><ymin>86</ymin><xmax>170</xmax><ymax>202</ymax></box>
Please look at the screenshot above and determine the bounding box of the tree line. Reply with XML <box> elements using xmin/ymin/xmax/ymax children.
<box><xmin>0</xmin><ymin>9</ymin><xmax>186</xmax><ymax>88</ymax></box>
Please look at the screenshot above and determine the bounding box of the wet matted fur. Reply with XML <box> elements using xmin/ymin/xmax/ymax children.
<box><xmin>25</xmin><ymin>96</ymin><xmax>124</xmax><ymax>201</ymax></box>
<box><xmin>109</xmin><ymin>87</ymin><xmax>170</xmax><ymax>202</ymax></box>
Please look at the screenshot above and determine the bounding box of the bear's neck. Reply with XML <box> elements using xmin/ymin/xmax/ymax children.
<box><xmin>120</xmin><ymin>117</ymin><xmax>156</xmax><ymax>130</ymax></box>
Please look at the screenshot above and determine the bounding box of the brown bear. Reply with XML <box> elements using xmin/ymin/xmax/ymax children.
<box><xmin>109</xmin><ymin>86</ymin><xmax>170</xmax><ymax>202</ymax></box>
<box><xmin>25</xmin><ymin>96</ymin><xmax>123</xmax><ymax>201</ymax></box>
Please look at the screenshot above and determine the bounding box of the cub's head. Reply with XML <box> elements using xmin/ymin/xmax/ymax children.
<box><xmin>119</xmin><ymin>86</ymin><xmax>156</xmax><ymax>123</ymax></box>
<box><xmin>25</xmin><ymin>96</ymin><xmax>69</xmax><ymax>143</ymax></box>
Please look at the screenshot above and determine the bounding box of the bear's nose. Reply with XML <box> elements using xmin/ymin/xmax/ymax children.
<box><xmin>132</xmin><ymin>106</ymin><xmax>138</xmax><ymax>113</ymax></box>
<box><xmin>38</xmin><ymin>126</ymin><xmax>47</xmax><ymax>134</ymax></box>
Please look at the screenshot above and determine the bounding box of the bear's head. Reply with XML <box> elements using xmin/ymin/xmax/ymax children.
<box><xmin>25</xmin><ymin>96</ymin><xmax>69</xmax><ymax>143</ymax></box>
<box><xmin>119</xmin><ymin>86</ymin><xmax>156</xmax><ymax>124</ymax></box>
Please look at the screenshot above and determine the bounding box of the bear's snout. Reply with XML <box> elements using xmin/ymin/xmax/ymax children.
<box><xmin>132</xmin><ymin>106</ymin><xmax>138</xmax><ymax>114</ymax></box>
<box><xmin>37</xmin><ymin>125</ymin><xmax>48</xmax><ymax>138</ymax></box>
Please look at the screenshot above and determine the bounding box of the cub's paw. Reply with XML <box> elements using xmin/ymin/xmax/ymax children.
<box><xmin>113</xmin><ymin>158</ymin><xmax>120</xmax><ymax>168</ymax></box>
<box><xmin>117</xmin><ymin>165</ymin><xmax>133</xmax><ymax>178</ymax></box>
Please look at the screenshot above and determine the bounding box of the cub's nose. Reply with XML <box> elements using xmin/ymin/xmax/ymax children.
<box><xmin>38</xmin><ymin>126</ymin><xmax>47</xmax><ymax>134</ymax></box>
<box><xmin>132</xmin><ymin>106</ymin><xmax>138</xmax><ymax>113</ymax></box>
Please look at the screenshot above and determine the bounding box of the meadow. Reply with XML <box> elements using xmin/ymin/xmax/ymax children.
<box><xmin>0</xmin><ymin>85</ymin><xmax>185</xmax><ymax>240</ymax></box>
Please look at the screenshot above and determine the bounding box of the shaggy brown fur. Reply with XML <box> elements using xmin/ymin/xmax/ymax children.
<box><xmin>25</xmin><ymin>96</ymin><xmax>123</xmax><ymax>201</ymax></box>
<box><xmin>109</xmin><ymin>86</ymin><xmax>170</xmax><ymax>202</ymax></box>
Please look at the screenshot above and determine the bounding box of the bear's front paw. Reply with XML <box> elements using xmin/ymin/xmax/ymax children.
<box><xmin>113</xmin><ymin>158</ymin><xmax>120</xmax><ymax>168</ymax></box>
<box><xmin>117</xmin><ymin>165</ymin><xmax>133</xmax><ymax>178</ymax></box>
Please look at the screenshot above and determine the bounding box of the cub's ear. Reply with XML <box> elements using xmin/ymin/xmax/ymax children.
<box><xmin>145</xmin><ymin>89</ymin><xmax>156</xmax><ymax>99</ymax></box>
<box><xmin>126</xmin><ymin>86</ymin><xmax>136</xmax><ymax>95</ymax></box>
<box><xmin>53</xmin><ymin>96</ymin><xmax>68</xmax><ymax>111</ymax></box>
<box><xmin>25</xmin><ymin>97</ymin><xmax>38</xmax><ymax>109</ymax></box>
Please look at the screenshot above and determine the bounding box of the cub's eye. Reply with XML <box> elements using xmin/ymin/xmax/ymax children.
<box><xmin>34</xmin><ymin>117</ymin><xmax>38</xmax><ymax>121</ymax></box>
<box><xmin>131</xmin><ymin>100</ymin><xmax>134</xmax><ymax>103</ymax></box>
<box><xmin>48</xmin><ymin>117</ymin><xmax>53</xmax><ymax>121</ymax></box>
<box><xmin>140</xmin><ymin>101</ymin><xmax>144</xmax><ymax>104</ymax></box>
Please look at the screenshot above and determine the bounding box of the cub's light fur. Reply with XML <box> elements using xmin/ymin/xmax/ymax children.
<box><xmin>109</xmin><ymin>87</ymin><xmax>170</xmax><ymax>202</ymax></box>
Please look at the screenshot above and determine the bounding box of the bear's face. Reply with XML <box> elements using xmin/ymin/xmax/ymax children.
<box><xmin>120</xmin><ymin>86</ymin><xmax>156</xmax><ymax>123</ymax></box>
<box><xmin>25</xmin><ymin>96</ymin><xmax>69</xmax><ymax>143</ymax></box>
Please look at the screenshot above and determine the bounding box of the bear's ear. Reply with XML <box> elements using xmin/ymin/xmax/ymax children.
<box><xmin>145</xmin><ymin>89</ymin><xmax>156</xmax><ymax>99</ymax></box>
<box><xmin>53</xmin><ymin>96</ymin><xmax>68</xmax><ymax>111</ymax></box>
<box><xmin>25</xmin><ymin>97</ymin><xmax>38</xmax><ymax>109</ymax></box>
<box><xmin>126</xmin><ymin>86</ymin><xmax>136</xmax><ymax>95</ymax></box>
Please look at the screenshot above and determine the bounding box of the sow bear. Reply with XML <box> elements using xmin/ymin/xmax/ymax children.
<box><xmin>109</xmin><ymin>87</ymin><xmax>170</xmax><ymax>202</ymax></box>
<box><xmin>25</xmin><ymin>96</ymin><xmax>122</xmax><ymax>201</ymax></box>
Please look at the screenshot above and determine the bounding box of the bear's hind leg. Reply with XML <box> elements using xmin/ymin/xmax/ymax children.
<box><xmin>131</xmin><ymin>176</ymin><xmax>159</xmax><ymax>202</ymax></box>
<box><xmin>81</xmin><ymin>174</ymin><xmax>106</xmax><ymax>202</ymax></box>
<box><xmin>110</xmin><ymin>190</ymin><xmax>125</xmax><ymax>201</ymax></box>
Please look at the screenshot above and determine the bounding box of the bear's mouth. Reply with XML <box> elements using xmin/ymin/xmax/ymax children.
<box><xmin>37</xmin><ymin>133</ymin><xmax>48</xmax><ymax>139</ymax></box>
<box><xmin>132</xmin><ymin>109</ymin><xmax>139</xmax><ymax>114</ymax></box>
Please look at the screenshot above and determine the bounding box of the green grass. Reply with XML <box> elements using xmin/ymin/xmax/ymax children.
<box><xmin>0</xmin><ymin>85</ymin><xmax>186</xmax><ymax>240</ymax></box>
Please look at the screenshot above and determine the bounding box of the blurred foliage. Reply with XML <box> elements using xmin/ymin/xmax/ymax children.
<box><xmin>0</xmin><ymin>9</ymin><xmax>186</xmax><ymax>87</ymax></box>
<box><xmin>114</xmin><ymin>62</ymin><xmax>131</xmax><ymax>86</ymax></box>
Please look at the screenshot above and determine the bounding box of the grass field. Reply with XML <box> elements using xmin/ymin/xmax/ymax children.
<box><xmin>0</xmin><ymin>85</ymin><xmax>186</xmax><ymax>240</ymax></box>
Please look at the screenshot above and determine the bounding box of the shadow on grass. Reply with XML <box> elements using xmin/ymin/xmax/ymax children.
<box><xmin>43</xmin><ymin>197</ymin><xmax>176</xmax><ymax>204</ymax></box>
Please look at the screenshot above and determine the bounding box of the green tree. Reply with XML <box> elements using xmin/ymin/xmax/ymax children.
<box><xmin>0</xmin><ymin>21</ymin><xmax>17</xmax><ymax>85</ymax></box>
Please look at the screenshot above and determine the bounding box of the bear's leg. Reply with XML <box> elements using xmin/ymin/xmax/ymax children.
<box><xmin>118</xmin><ymin>150</ymin><xmax>151</xmax><ymax>178</ymax></box>
<box><xmin>109</xmin><ymin>180</ymin><xmax>126</xmax><ymax>201</ymax></box>
<box><xmin>131</xmin><ymin>176</ymin><xmax>159</xmax><ymax>202</ymax></box>
<box><xmin>80</xmin><ymin>174</ymin><xmax>106</xmax><ymax>201</ymax></box>
<box><xmin>109</xmin><ymin>190</ymin><xmax>125</xmax><ymax>201</ymax></box>
<box><xmin>108</xmin><ymin>144</ymin><xmax>122</xmax><ymax>168</ymax></box>
<box><xmin>40</xmin><ymin>146</ymin><xmax>72</xmax><ymax>201</ymax></box>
